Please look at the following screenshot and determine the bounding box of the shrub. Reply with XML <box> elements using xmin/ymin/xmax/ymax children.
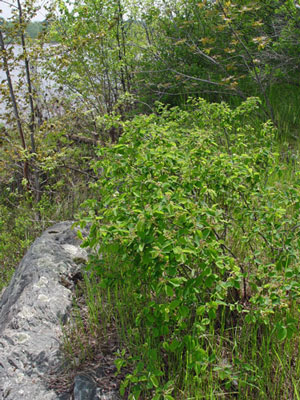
<box><xmin>80</xmin><ymin>98</ymin><xmax>300</xmax><ymax>398</ymax></box>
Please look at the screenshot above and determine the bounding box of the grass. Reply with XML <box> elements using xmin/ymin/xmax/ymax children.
<box><xmin>269</xmin><ymin>84</ymin><xmax>300</xmax><ymax>141</ymax></box>
<box><xmin>65</xmin><ymin>261</ymin><xmax>300</xmax><ymax>399</ymax></box>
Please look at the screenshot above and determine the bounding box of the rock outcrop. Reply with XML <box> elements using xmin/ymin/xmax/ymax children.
<box><xmin>0</xmin><ymin>221</ymin><xmax>119</xmax><ymax>400</ymax></box>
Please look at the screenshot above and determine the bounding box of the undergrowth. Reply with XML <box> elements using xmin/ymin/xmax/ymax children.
<box><xmin>66</xmin><ymin>97</ymin><xmax>300</xmax><ymax>399</ymax></box>
<box><xmin>1</xmin><ymin>94</ymin><xmax>299</xmax><ymax>398</ymax></box>
<box><xmin>0</xmin><ymin>182</ymin><xmax>91</xmax><ymax>291</ymax></box>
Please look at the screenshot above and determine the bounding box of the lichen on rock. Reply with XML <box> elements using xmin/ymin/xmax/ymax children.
<box><xmin>0</xmin><ymin>221</ymin><xmax>119</xmax><ymax>400</ymax></box>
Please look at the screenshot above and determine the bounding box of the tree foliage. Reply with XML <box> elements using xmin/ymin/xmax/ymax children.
<box><xmin>133</xmin><ymin>0</ymin><xmax>300</xmax><ymax>118</ymax></box>
<box><xmin>47</xmin><ymin>0</ymin><xmax>138</xmax><ymax>127</ymax></box>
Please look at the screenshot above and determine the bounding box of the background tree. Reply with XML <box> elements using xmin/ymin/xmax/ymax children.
<box><xmin>46</xmin><ymin>0</ymin><xmax>140</xmax><ymax>141</ymax></box>
<box><xmin>134</xmin><ymin>0</ymin><xmax>300</xmax><ymax>127</ymax></box>
<box><xmin>0</xmin><ymin>14</ymin><xmax>30</xmax><ymax>187</ymax></box>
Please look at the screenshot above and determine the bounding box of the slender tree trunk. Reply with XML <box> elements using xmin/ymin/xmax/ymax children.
<box><xmin>17</xmin><ymin>0</ymin><xmax>41</xmax><ymax>202</ymax></box>
<box><xmin>0</xmin><ymin>28</ymin><xmax>30</xmax><ymax>187</ymax></box>
<box><xmin>116</xmin><ymin>2</ymin><xmax>127</xmax><ymax>94</ymax></box>
<box><xmin>118</xmin><ymin>1</ymin><xmax>131</xmax><ymax>92</ymax></box>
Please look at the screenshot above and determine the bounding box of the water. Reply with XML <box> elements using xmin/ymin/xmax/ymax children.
<box><xmin>0</xmin><ymin>44</ymin><xmax>58</xmax><ymax>125</ymax></box>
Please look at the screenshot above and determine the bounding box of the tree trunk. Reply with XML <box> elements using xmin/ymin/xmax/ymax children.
<box><xmin>0</xmin><ymin>28</ymin><xmax>30</xmax><ymax>187</ymax></box>
<box><xmin>17</xmin><ymin>0</ymin><xmax>41</xmax><ymax>202</ymax></box>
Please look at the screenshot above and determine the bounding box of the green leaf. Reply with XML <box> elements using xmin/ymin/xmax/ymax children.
<box><xmin>277</xmin><ymin>324</ymin><xmax>287</xmax><ymax>341</ymax></box>
<box><xmin>77</xmin><ymin>230</ymin><xmax>83</xmax><ymax>240</ymax></box>
<box><xmin>205</xmin><ymin>275</ymin><xmax>216</xmax><ymax>288</ymax></box>
<box><xmin>169</xmin><ymin>299</ymin><xmax>181</xmax><ymax>310</ymax></box>
<box><xmin>165</xmin><ymin>285</ymin><xmax>174</xmax><ymax>297</ymax></box>
<box><xmin>150</xmin><ymin>375</ymin><xmax>159</xmax><ymax>388</ymax></box>
<box><xmin>179</xmin><ymin>305</ymin><xmax>189</xmax><ymax>318</ymax></box>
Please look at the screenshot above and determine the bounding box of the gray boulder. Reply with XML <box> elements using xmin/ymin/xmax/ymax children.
<box><xmin>0</xmin><ymin>221</ymin><xmax>119</xmax><ymax>400</ymax></box>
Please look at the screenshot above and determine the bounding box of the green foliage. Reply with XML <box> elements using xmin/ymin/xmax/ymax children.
<box><xmin>1</xmin><ymin>16</ymin><xmax>48</xmax><ymax>43</ymax></box>
<box><xmin>79</xmin><ymin>98</ymin><xmax>300</xmax><ymax>397</ymax></box>
<box><xmin>2</xmin><ymin>0</ymin><xmax>300</xmax><ymax>397</ymax></box>
<box><xmin>0</xmin><ymin>203</ymin><xmax>29</xmax><ymax>290</ymax></box>
<box><xmin>135</xmin><ymin>0</ymin><xmax>300</xmax><ymax>124</ymax></box>
<box><xmin>0</xmin><ymin>110</ymin><xmax>97</xmax><ymax>290</ymax></box>
<box><xmin>46</xmin><ymin>0</ymin><xmax>138</xmax><ymax>121</ymax></box>
<box><xmin>26</xmin><ymin>21</ymin><xmax>46</xmax><ymax>39</ymax></box>
<box><xmin>0</xmin><ymin>194</ymin><xmax>46</xmax><ymax>290</ymax></box>
<box><xmin>0</xmin><ymin>174</ymin><xmax>93</xmax><ymax>291</ymax></box>
<box><xmin>4</xmin><ymin>20</ymin><xmax>46</xmax><ymax>41</ymax></box>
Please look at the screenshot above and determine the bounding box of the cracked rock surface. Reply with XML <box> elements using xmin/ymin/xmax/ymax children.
<box><xmin>0</xmin><ymin>221</ymin><xmax>119</xmax><ymax>400</ymax></box>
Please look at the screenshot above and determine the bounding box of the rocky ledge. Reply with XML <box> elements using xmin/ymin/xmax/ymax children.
<box><xmin>0</xmin><ymin>221</ymin><xmax>119</xmax><ymax>400</ymax></box>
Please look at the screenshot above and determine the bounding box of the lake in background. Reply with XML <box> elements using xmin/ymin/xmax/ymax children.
<box><xmin>0</xmin><ymin>44</ymin><xmax>58</xmax><ymax>125</ymax></box>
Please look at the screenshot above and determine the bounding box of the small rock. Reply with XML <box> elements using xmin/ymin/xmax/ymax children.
<box><xmin>74</xmin><ymin>374</ymin><xmax>97</xmax><ymax>400</ymax></box>
<box><xmin>58</xmin><ymin>393</ymin><xmax>71</xmax><ymax>400</ymax></box>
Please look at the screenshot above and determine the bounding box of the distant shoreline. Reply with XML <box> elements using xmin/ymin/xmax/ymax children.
<box><xmin>1</xmin><ymin>20</ymin><xmax>48</xmax><ymax>41</ymax></box>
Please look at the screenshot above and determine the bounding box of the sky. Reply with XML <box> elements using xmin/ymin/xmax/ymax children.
<box><xmin>0</xmin><ymin>0</ymin><xmax>51</xmax><ymax>21</ymax></box>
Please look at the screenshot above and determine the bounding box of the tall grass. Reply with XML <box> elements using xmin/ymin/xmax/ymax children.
<box><xmin>269</xmin><ymin>84</ymin><xmax>300</xmax><ymax>140</ymax></box>
<box><xmin>66</xmin><ymin>253</ymin><xmax>300</xmax><ymax>399</ymax></box>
